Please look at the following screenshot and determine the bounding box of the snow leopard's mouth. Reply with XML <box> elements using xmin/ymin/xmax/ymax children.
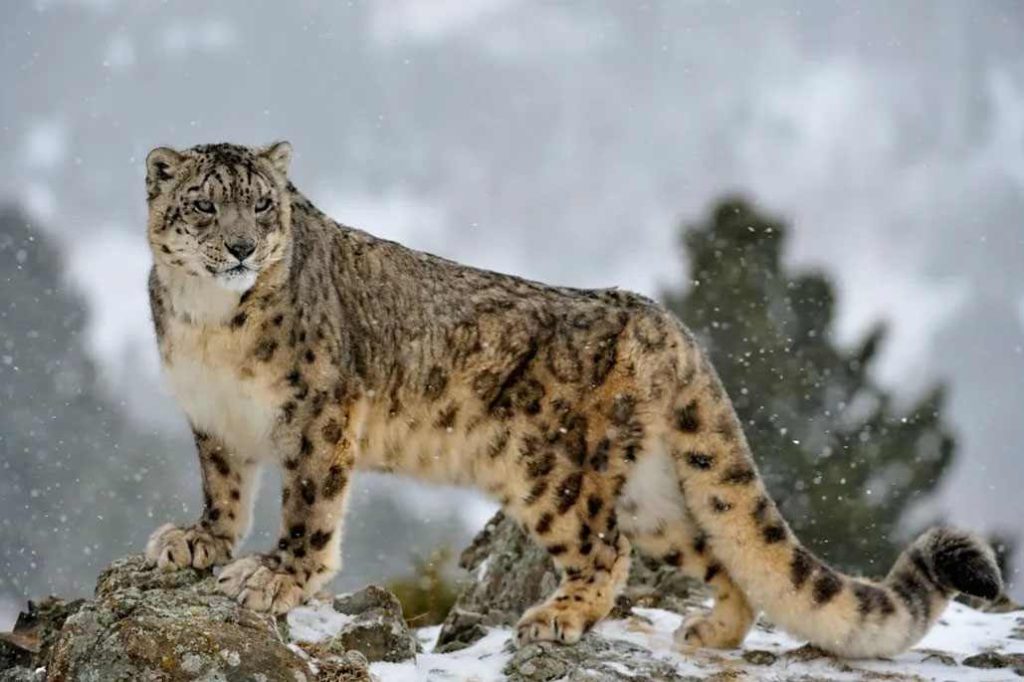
<box><xmin>221</xmin><ymin>264</ymin><xmax>253</xmax><ymax>277</ymax></box>
<box><xmin>215</xmin><ymin>264</ymin><xmax>258</xmax><ymax>292</ymax></box>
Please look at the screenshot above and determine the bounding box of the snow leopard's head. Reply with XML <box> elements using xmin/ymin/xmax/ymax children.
<box><xmin>145</xmin><ymin>141</ymin><xmax>293</xmax><ymax>292</ymax></box>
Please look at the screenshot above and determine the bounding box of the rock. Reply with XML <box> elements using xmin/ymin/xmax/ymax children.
<box><xmin>9</xmin><ymin>597</ymin><xmax>84</xmax><ymax>668</ymax></box>
<box><xmin>1</xmin><ymin>597</ymin><xmax>83</xmax><ymax>675</ymax></box>
<box><xmin>919</xmin><ymin>649</ymin><xmax>958</xmax><ymax>666</ymax></box>
<box><xmin>783</xmin><ymin>643</ymin><xmax>831</xmax><ymax>662</ymax></box>
<box><xmin>0</xmin><ymin>668</ymin><xmax>46</xmax><ymax>682</ymax></box>
<box><xmin>433</xmin><ymin>608</ymin><xmax>488</xmax><ymax>654</ymax></box>
<box><xmin>312</xmin><ymin>650</ymin><xmax>373</xmax><ymax>682</ymax></box>
<box><xmin>0</xmin><ymin>635</ymin><xmax>32</xmax><ymax>671</ymax></box>
<box><xmin>327</xmin><ymin>585</ymin><xmax>417</xmax><ymax>663</ymax></box>
<box><xmin>332</xmin><ymin>585</ymin><xmax>402</xmax><ymax>619</ymax></box>
<box><xmin>504</xmin><ymin>636</ymin><xmax>700</xmax><ymax>682</ymax></box>
<box><xmin>958</xmin><ymin>592</ymin><xmax>1024</xmax><ymax>614</ymax></box>
<box><xmin>962</xmin><ymin>650</ymin><xmax>1024</xmax><ymax>669</ymax></box>
<box><xmin>1</xmin><ymin>596</ymin><xmax>84</xmax><ymax>682</ymax></box>
<box><xmin>47</xmin><ymin>555</ymin><xmax>313</xmax><ymax>681</ymax></box>
<box><xmin>1</xmin><ymin>555</ymin><xmax>419</xmax><ymax>680</ymax></box>
<box><xmin>742</xmin><ymin>649</ymin><xmax>778</xmax><ymax>665</ymax></box>
<box><xmin>437</xmin><ymin>511</ymin><xmax>707</xmax><ymax>651</ymax></box>
<box><xmin>441</xmin><ymin>511</ymin><xmax>561</xmax><ymax>634</ymax></box>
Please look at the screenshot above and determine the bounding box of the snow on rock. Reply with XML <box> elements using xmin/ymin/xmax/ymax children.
<box><xmin>1</xmin><ymin>530</ymin><xmax>1020</xmax><ymax>680</ymax></box>
<box><xmin>372</xmin><ymin>627</ymin><xmax>513</xmax><ymax>682</ymax></box>
<box><xmin>361</xmin><ymin>602</ymin><xmax>1023</xmax><ymax>681</ymax></box>
<box><xmin>289</xmin><ymin>586</ymin><xmax>419</xmax><ymax>665</ymax></box>
<box><xmin>412</xmin><ymin>510</ymin><xmax>1024</xmax><ymax>681</ymax></box>
<box><xmin>592</xmin><ymin>603</ymin><xmax>1024</xmax><ymax>681</ymax></box>
<box><xmin>289</xmin><ymin>599</ymin><xmax>355</xmax><ymax>643</ymax></box>
<box><xmin>283</xmin><ymin>590</ymin><xmax>1024</xmax><ymax>681</ymax></box>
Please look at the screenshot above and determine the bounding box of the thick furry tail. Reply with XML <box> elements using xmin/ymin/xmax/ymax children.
<box><xmin>666</xmin><ymin>369</ymin><xmax>1002</xmax><ymax>657</ymax></box>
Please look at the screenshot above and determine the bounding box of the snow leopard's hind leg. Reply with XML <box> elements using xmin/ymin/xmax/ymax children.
<box><xmin>619</xmin><ymin>448</ymin><xmax>755</xmax><ymax>649</ymax></box>
<box><xmin>628</xmin><ymin>511</ymin><xmax>756</xmax><ymax>649</ymax></box>
<box><xmin>507</xmin><ymin>471</ymin><xmax>632</xmax><ymax>646</ymax></box>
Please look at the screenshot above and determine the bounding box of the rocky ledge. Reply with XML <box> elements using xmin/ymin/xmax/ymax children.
<box><xmin>2</xmin><ymin>512</ymin><xmax>1022</xmax><ymax>681</ymax></box>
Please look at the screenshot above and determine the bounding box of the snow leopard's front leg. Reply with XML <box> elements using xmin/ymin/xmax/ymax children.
<box><xmin>218</xmin><ymin>404</ymin><xmax>355</xmax><ymax>614</ymax></box>
<box><xmin>147</xmin><ymin>428</ymin><xmax>261</xmax><ymax>571</ymax></box>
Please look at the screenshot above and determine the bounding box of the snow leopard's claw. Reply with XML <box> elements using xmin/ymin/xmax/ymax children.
<box><xmin>515</xmin><ymin>600</ymin><xmax>591</xmax><ymax>646</ymax></box>
<box><xmin>217</xmin><ymin>555</ymin><xmax>305</xmax><ymax>615</ymax></box>
<box><xmin>145</xmin><ymin>523</ymin><xmax>233</xmax><ymax>571</ymax></box>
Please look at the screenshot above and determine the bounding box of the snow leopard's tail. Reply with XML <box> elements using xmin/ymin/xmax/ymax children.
<box><xmin>665</xmin><ymin>356</ymin><xmax>1002</xmax><ymax>658</ymax></box>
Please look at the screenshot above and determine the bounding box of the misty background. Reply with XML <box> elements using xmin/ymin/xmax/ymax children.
<box><xmin>1</xmin><ymin>1</ymin><xmax>1022</xmax><ymax>627</ymax></box>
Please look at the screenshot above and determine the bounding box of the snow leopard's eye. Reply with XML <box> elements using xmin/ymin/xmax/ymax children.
<box><xmin>254</xmin><ymin>197</ymin><xmax>273</xmax><ymax>213</ymax></box>
<box><xmin>193</xmin><ymin>199</ymin><xmax>216</xmax><ymax>215</ymax></box>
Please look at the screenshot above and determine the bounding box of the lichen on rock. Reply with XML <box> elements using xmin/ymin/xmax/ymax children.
<box><xmin>46</xmin><ymin>556</ymin><xmax>312</xmax><ymax>681</ymax></box>
<box><xmin>326</xmin><ymin>586</ymin><xmax>417</xmax><ymax>663</ymax></box>
<box><xmin>504</xmin><ymin>636</ymin><xmax>701</xmax><ymax>682</ymax></box>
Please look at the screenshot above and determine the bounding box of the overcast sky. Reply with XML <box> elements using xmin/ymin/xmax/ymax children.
<box><xmin>1</xmin><ymin>0</ymin><xmax>1022</xmax><ymax>600</ymax></box>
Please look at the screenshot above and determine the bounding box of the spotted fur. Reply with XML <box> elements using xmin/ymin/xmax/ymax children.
<box><xmin>142</xmin><ymin>142</ymin><xmax>1003</xmax><ymax>656</ymax></box>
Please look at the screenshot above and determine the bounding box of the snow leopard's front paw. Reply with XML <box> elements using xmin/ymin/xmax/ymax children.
<box><xmin>216</xmin><ymin>555</ymin><xmax>305</xmax><ymax>615</ymax></box>
<box><xmin>145</xmin><ymin>523</ymin><xmax>234</xmax><ymax>571</ymax></box>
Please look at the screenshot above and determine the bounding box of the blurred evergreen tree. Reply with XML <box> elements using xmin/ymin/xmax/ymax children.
<box><xmin>387</xmin><ymin>548</ymin><xmax>461</xmax><ymax>627</ymax></box>
<box><xmin>662</xmin><ymin>197</ymin><xmax>955</xmax><ymax>574</ymax></box>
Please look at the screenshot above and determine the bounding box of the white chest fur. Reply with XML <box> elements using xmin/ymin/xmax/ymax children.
<box><xmin>159</xmin><ymin>272</ymin><xmax>281</xmax><ymax>461</ymax></box>
<box><xmin>163</xmin><ymin>320</ymin><xmax>281</xmax><ymax>462</ymax></box>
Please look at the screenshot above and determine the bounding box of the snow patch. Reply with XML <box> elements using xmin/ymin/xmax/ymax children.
<box><xmin>370</xmin><ymin>627</ymin><xmax>512</xmax><ymax>682</ymax></box>
<box><xmin>287</xmin><ymin>600</ymin><xmax>354</xmax><ymax>643</ymax></box>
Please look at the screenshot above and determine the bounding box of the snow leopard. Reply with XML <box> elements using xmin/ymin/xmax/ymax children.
<box><xmin>142</xmin><ymin>141</ymin><xmax>1002</xmax><ymax>658</ymax></box>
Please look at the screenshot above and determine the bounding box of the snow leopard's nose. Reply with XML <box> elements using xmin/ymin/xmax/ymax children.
<box><xmin>225</xmin><ymin>239</ymin><xmax>256</xmax><ymax>261</ymax></box>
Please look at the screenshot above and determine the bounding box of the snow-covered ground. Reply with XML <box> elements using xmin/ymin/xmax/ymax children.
<box><xmin>371</xmin><ymin>628</ymin><xmax>514</xmax><ymax>682</ymax></box>
<box><xmin>289</xmin><ymin>599</ymin><xmax>1024</xmax><ymax>681</ymax></box>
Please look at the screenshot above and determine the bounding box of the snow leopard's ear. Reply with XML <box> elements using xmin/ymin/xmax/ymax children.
<box><xmin>258</xmin><ymin>141</ymin><xmax>292</xmax><ymax>175</ymax></box>
<box><xmin>145</xmin><ymin>146</ymin><xmax>185</xmax><ymax>196</ymax></box>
